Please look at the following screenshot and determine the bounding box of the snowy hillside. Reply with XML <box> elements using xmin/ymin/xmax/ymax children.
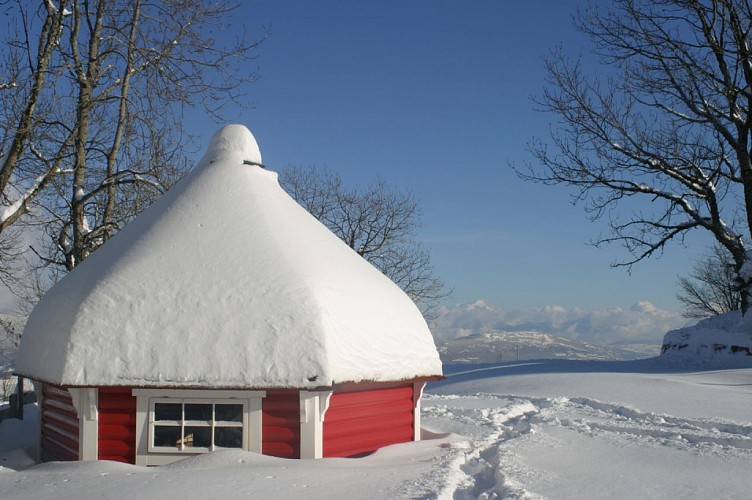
<box><xmin>437</xmin><ymin>330</ymin><xmax>656</xmax><ymax>363</ymax></box>
<box><xmin>662</xmin><ymin>310</ymin><xmax>752</xmax><ymax>363</ymax></box>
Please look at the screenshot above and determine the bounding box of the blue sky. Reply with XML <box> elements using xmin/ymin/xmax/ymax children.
<box><xmin>196</xmin><ymin>1</ymin><xmax>709</xmax><ymax>324</ymax></box>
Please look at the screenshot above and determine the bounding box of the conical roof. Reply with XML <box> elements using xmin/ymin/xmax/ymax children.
<box><xmin>16</xmin><ymin>125</ymin><xmax>442</xmax><ymax>388</ymax></box>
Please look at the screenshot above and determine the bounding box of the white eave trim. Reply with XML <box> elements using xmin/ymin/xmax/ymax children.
<box><xmin>132</xmin><ymin>389</ymin><xmax>266</xmax><ymax>399</ymax></box>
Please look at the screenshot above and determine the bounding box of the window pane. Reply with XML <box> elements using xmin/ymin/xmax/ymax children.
<box><xmin>215</xmin><ymin>403</ymin><xmax>243</xmax><ymax>423</ymax></box>
<box><xmin>183</xmin><ymin>427</ymin><xmax>211</xmax><ymax>448</ymax></box>
<box><xmin>155</xmin><ymin>403</ymin><xmax>182</xmax><ymax>421</ymax></box>
<box><xmin>154</xmin><ymin>426</ymin><xmax>180</xmax><ymax>448</ymax></box>
<box><xmin>184</xmin><ymin>403</ymin><xmax>212</xmax><ymax>422</ymax></box>
<box><xmin>214</xmin><ymin>427</ymin><xmax>243</xmax><ymax>448</ymax></box>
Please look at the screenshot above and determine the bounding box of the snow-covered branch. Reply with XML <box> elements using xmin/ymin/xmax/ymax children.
<box><xmin>0</xmin><ymin>0</ymin><xmax>263</xmax><ymax>277</ymax></box>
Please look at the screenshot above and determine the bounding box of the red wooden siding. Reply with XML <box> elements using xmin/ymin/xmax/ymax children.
<box><xmin>323</xmin><ymin>384</ymin><xmax>414</xmax><ymax>458</ymax></box>
<box><xmin>262</xmin><ymin>390</ymin><xmax>300</xmax><ymax>458</ymax></box>
<box><xmin>40</xmin><ymin>384</ymin><xmax>79</xmax><ymax>462</ymax></box>
<box><xmin>97</xmin><ymin>388</ymin><xmax>136</xmax><ymax>463</ymax></box>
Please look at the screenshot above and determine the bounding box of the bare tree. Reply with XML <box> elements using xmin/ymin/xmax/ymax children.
<box><xmin>0</xmin><ymin>0</ymin><xmax>264</xmax><ymax>279</ymax></box>
<box><xmin>677</xmin><ymin>245</ymin><xmax>741</xmax><ymax>319</ymax></box>
<box><xmin>280</xmin><ymin>165</ymin><xmax>450</xmax><ymax>317</ymax></box>
<box><xmin>0</xmin><ymin>312</ymin><xmax>23</xmax><ymax>408</ymax></box>
<box><xmin>518</xmin><ymin>0</ymin><xmax>752</xmax><ymax>312</ymax></box>
<box><xmin>0</xmin><ymin>0</ymin><xmax>68</xmax><ymax>286</ymax></box>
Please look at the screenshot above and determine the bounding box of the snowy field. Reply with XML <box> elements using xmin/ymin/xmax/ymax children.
<box><xmin>1</xmin><ymin>357</ymin><xmax>750</xmax><ymax>499</ymax></box>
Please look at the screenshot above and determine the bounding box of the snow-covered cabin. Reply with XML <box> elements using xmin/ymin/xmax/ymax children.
<box><xmin>15</xmin><ymin>125</ymin><xmax>443</xmax><ymax>465</ymax></box>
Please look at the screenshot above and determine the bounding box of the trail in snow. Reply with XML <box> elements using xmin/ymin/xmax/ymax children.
<box><xmin>421</xmin><ymin>392</ymin><xmax>752</xmax><ymax>499</ymax></box>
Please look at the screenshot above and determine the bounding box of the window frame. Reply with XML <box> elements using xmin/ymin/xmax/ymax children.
<box><xmin>133</xmin><ymin>389</ymin><xmax>265</xmax><ymax>466</ymax></box>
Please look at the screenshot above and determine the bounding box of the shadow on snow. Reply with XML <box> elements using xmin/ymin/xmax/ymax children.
<box><xmin>430</xmin><ymin>357</ymin><xmax>752</xmax><ymax>390</ymax></box>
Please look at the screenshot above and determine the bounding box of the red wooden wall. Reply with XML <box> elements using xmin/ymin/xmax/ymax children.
<box><xmin>323</xmin><ymin>384</ymin><xmax>414</xmax><ymax>458</ymax></box>
<box><xmin>38</xmin><ymin>384</ymin><xmax>415</xmax><ymax>463</ymax></box>
<box><xmin>97</xmin><ymin>388</ymin><xmax>136</xmax><ymax>463</ymax></box>
<box><xmin>40</xmin><ymin>384</ymin><xmax>79</xmax><ymax>462</ymax></box>
<box><xmin>262</xmin><ymin>390</ymin><xmax>301</xmax><ymax>458</ymax></box>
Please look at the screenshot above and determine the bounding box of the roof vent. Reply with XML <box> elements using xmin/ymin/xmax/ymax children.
<box><xmin>243</xmin><ymin>159</ymin><xmax>267</xmax><ymax>169</ymax></box>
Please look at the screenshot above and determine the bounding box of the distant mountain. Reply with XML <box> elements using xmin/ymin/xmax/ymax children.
<box><xmin>611</xmin><ymin>343</ymin><xmax>662</xmax><ymax>359</ymax></box>
<box><xmin>437</xmin><ymin>330</ymin><xmax>654</xmax><ymax>363</ymax></box>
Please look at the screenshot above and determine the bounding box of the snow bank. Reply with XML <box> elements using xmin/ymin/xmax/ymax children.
<box><xmin>15</xmin><ymin>125</ymin><xmax>442</xmax><ymax>388</ymax></box>
<box><xmin>661</xmin><ymin>310</ymin><xmax>752</xmax><ymax>363</ymax></box>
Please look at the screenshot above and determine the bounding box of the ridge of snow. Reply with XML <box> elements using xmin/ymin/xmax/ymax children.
<box><xmin>15</xmin><ymin>125</ymin><xmax>442</xmax><ymax>388</ymax></box>
<box><xmin>661</xmin><ymin>310</ymin><xmax>752</xmax><ymax>363</ymax></box>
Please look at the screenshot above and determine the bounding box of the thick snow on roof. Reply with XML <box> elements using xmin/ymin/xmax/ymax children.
<box><xmin>16</xmin><ymin>125</ymin><xmax>442</xmax><ymax>388</ymax></box>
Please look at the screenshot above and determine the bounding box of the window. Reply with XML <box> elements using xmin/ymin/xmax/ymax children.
<box><xmin>133</xmin><ymin>389</ymin><xmax>265</xmax><ymax>465</ymax></box>
<box><xmin>149</xmin><ymin>399</ymin><xmax>246</xmax><ymax>452</ymax></box>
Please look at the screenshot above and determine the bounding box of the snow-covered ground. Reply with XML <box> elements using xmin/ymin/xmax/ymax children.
<box><xmin>1</xmin><ymin>356</ymin><xmax>750</xmax><ymax>499</ymax></box>
<box><xmin>426</xmin><ymin>359</ymin><xmax>752</xmax><ymax>499</ymax></box>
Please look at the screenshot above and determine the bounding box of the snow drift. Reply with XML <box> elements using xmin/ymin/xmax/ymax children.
<box><xmin>661</xmin><ymin>310</ymin><xmax>752</xmax><ymax>362</ymax></box>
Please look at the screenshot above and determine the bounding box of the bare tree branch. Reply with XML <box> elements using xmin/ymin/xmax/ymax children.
<box><xmin>517</xmin><ymin>0</ymin><xmax>752</xmax><ymax>312</ymax></box>
<box><xmin>0</xmin><ymin>1</ymin><xmax>265</xmax><ymax>285</ymax></box>
<box><xmin>677</xmin><ymin>245</ymin><xmax>741</xmax><ymax>318</ymax></box>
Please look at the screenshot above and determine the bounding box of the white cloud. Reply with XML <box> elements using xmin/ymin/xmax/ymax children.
<box><xmin>430</xmin><ymin>300</ymin><xmax>688</xmax><ymax>345</ymax></box>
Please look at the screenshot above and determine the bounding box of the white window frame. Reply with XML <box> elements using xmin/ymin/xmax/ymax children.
<box><xmin>133</xmin><ymin>389</ymin><xmax>265</xmax><ymax>466</ymax></box>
